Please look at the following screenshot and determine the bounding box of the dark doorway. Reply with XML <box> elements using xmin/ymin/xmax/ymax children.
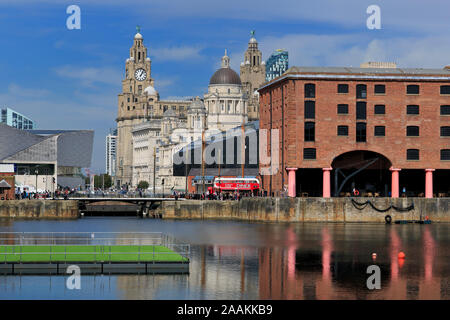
<box><xmin>295</xmin><ymin>169</ymin><xmax>322</xmax><ymax>197</ymax></box>
<box><xmin>332</xmin><ymin>151</ymin><xmax>392</xmax><ymax>197</ymax></box>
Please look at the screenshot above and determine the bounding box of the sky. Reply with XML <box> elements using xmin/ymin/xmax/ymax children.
<box><xmin>0</xmin><ymin>0</ymin><xmax>449</xmax><ymax>173</ymax></box>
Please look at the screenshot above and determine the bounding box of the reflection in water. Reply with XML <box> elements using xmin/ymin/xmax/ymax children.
<box><xmin>0</xmin><ymin>219</ymin><xmax>449</xmax><ymax>299</ymax></box>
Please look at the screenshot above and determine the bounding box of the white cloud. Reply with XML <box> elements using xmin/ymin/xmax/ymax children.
<box><xmin>53</xmin><ymin>65</ymin><xmax>122</xmax><ymax>87</ymax></box>
<box><xmin>7</xmin><ymin>83</ymin><xmax>50</xmax><ymax>98</ymax></box>
<box><xmin>151</xmin><ymin>46</ymin><xmax>203</xmax><ymax>62</ymax></box>
<box><xmin>257</xmin><ymin>33</ymin><xmax>450</xmax><ymax>69</ymax></box>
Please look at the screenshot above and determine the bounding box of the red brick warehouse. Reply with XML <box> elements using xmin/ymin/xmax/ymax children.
<box><xmin>258</xmin><ymin>64</ymin><xmax>450</xmax><ymax>198</ymax></box>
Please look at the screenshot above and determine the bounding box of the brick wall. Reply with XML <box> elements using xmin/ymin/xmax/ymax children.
<box><xmin>260</xmin><ymin>76</ymin><xmax>450</xmax><ymax>193</ymax></box>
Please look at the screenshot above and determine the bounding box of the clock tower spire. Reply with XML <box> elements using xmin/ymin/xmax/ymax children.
<box><xmin>116</xmin><ymin>29</ymin><xmax>155</xmax><ymax>187</ymax></box>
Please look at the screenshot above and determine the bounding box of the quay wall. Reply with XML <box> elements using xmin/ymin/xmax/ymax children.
<box><xmin>156</xmin><ymin>197</ymin><xmax>450</xmax><ymax>223</ymax></box>
<box><xmin>0</xmin><ymin>200</ymin><xmax>79</xmax><ymax>219</ymax></box>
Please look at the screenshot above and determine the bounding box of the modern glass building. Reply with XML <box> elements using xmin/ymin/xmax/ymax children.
<box><xmin>106</xmin><ymin>128</ymin><xmax>117</xmax><ymax>177</ymax></box>
<box><xmin>1</xmin><ymin>107</ymin><xmax>35</xmax><ymax>130</ymax></box>
<box><xmin>265</xmin><ymin>50</ymin><xmax>289</xmax><ymax>82</ymax></box>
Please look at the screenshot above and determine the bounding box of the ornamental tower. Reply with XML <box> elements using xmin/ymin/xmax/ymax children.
<box><xmin>116</xmin><ymin>27</ymin><xmax>155</xmax><ymax>187</ymax></box>
<box><xmin>240</xmin><ymin>30</ymin><xmax>266</xmax><ymax>121</ymax></box>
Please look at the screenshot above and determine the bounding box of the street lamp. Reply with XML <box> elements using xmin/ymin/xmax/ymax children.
<box><xmin>34</xmin><ymin>168</ymin><xmax>38</xmax><ymax>195</ymax></box>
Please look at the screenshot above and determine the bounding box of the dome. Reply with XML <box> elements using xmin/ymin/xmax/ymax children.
<box><xmin>249</xmin><ymin>37</ymin><xmax>257</xmax><ymax>43</ymax></box>
<box><xmin>209</xmin><ymin>68</ymin><xmax>242</xmax><ymax>85</ymax></box>
<box><xmin>188</xmin><ymin>97</ymin><xmax>207</xmax><ymax>114</ymax></box>
<box><xmin>134</xmin><ymin>32</ymin><xmax>143</xmax><ymax>39</ymax></box>
<box><xmin>163</xmin><ymin>109</ymin><xmax>177</xmax><ymax>118</ymax></box>
<box><xmin>144</xmin><ymin>86</ymin><xmax>157</xmax><ymax>96</ymax></box>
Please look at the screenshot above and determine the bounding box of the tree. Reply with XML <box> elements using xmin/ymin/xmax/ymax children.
<box><xmin>138</xmin><ymin>180</ymin><xmax>149</xmax><ymax>190</ymax></box>
<box><xmin>93</xmin><ymin>174</ymin><xmax>112</xmax><ymax>189</ymax></box>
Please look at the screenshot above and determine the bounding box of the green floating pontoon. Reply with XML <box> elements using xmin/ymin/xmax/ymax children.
<box><xmin>0</xmin><ymin>232</ymin><xmax>190</xmax><ymax>275</ymax></box>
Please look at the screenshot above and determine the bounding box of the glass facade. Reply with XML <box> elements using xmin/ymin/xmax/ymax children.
<box><xmin>0</xmin><ymin>107</ymin><xmax>35</xmax><ymax>130</ymax></box>
<box><xmin>265</xmin><ymin>50</ymin><xmax>289</xmax><ymax>82</ymax></box>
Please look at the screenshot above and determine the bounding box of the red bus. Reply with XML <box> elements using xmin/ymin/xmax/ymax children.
<box><xmin>209</xmin><ymin>177</ymin><xmax>260</xmax><ymax>194</ymax></box>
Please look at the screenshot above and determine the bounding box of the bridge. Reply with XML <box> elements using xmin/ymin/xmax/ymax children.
<box><xmin>68</xmin><ymin>197</ymin><xmax>184</xmax><ymax>217</ymax></box>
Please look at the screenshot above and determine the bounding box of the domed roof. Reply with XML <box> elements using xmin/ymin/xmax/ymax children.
<box><xmin>249</xmin><ymin>37</ymin><xmax>257</xmax><ymax>43</ymax></box>
<box><xmin>209</xmin><ymin>68</ymin><xmax>242</xmax><ymax>85</ymax></box>
<box><xmin>163</xmin><ymin>109</ymin><xmax>177</xmax><ymax>118</ymax></box>
<box><xmin>144</xmin><ymin>86</ymin><xmax>157</xmax><ymax>96</ymax></box>
<box><xmin>134</xmin><ymin>32</ymin><xmax>143</xmax><ymax>39</ymax></box>
<box><xmin>188</xmin><ymin>97</ymin><xmax>207</xmax><ymax>114</ymax></box>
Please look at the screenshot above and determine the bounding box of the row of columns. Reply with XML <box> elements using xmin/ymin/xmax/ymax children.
<box><xmin>286</xmin><ymin>167</ymin><xmax>435</xmax><ymax>198</ymax></box>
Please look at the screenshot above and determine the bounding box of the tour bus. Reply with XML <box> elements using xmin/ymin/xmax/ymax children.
<box><xmin>209</xmin><ymin>177</ymin><xmax>260</xmax><ymax>195</ymax></box>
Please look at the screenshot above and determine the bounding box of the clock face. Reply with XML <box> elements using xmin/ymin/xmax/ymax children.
<box><xmin>134</xmin><ymin>68</ymin><xmax>147</xmax><ymax>81</ymax></box>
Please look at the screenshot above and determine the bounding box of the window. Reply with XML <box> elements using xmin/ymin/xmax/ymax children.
<box><xmin>172</xmin><ymin>106</ymin><xmax>176</xmax><ymax>110</ymax></box>
<box><xmin>337</xmin><ymin>104</ymin><xmax>348</xmax><ymax>114</ymax></box>
<box><xmin>441</xmin><ymin>126</ymin><xmax>450</xmax><ymax>137</ymax></box>
<box><xmin>407</xmin><ymin>85</ymin><xmax>419</xmax><ymax>94</ymax></box>
<box><xmin>305</xmin><ymin>101</ymin><xmax>315</xmax><ymax>119</ymax></box>
<box><xmin>337</xmin><ymin>125</ymin><xmax>348</xmax><ymax>136</ymax></box>
<box><xmin>127</xmin><ymin>97</ymin><xmax>130</xmax><ymax>102</ymax></box>
<box><xmin>356</xmin><ymin>102</ymin><xmax>366</xmax><ymax>120</ymax></box>
<box><xmin>374</xmin><ymin>105</ymin><xmax>385</xmax><ymax>114</ymax></box>
<box><xmin>305</xmin><ymin>84</ymin><xmax>315</xmax><ymax>98</ymax></box>
<box><xmin>441</xmin><ymin>149</ymin><xmax>450</xmax><ymax>160</ymax></box>
<box><xmin>407</xmin><ymin>105</ymin><xmax>419</xmax><ymax>115</ymax></box>
<box><xmin>441</xmin><ymin>85</ymin><xmax>450</xmax><ymax>95</ymax></box>
<box><xmin>356</xmin><ymin>123</ymin><xmax>366</xmax><ymax>142</ymax></box>
<box><xmin>441</xmin><ymin>106</ymin><xmax>450</xmax><ymax>115</ymax></box>
<box><xmin>337</xmin><ymin>84</ymin><xmax>349</xmax><ymax>93</ymax></box>
<box><xmin>407</xmin><ymin>126</ymin><xmax>419</xmax><ymax>136</ymax></box>
<box><xmin>374</xmin><ymin>85</ymin><xmax>386</xmax><ymax>94</ymax></box>
<box><xmin>304</xmin><ymin>122</ymin><xmax>315</xmax><ymax>141</ymax></box>
<box><xmin>356</xmin><ymin>84</ymin><xmax>367</xmax><ymax>99</ymax></box>
<box><xmin>374</xmin><ymin>126</ymin><xmax>385</xmax><ymax>136</ymax></box>
<box><xmin>303</xmin><ymin>148</ymin><xmax>316</xmax><ymax>160</ymax></box>
<box><xmin>407</xmin><ymin>149</ymin><xmax>419</xmax><ymax>160</ymax></box>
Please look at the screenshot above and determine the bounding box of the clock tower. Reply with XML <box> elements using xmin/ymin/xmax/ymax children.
<box><xmin>116</xmin><ymin>28</ymin><xmax>156</xmax><ymax>187</ymax></box>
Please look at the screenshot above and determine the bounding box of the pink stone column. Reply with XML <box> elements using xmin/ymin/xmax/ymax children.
<box><xmin>286</xmin><ymin>168</ymin><xmax>297</xmax><ymax>197</ymax></box>
<box><xmin>390</xmin><ymin>167</ymin><xmax>401</xmax><ymax>198</ymax></box>
<box><xmin>425</xmin><ymin>169</ymin><xmax>435</xmax><ymax>198</ymax></box>
<box><xmin>322</xmin><ymin>168</ymin><xmax>332</xmax><ymax>198</ymax></box>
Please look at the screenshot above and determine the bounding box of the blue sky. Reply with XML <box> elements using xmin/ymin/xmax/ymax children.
<box><xmin>0</xmin><ymin>0</ymin><xmax>449</xmax><ymax>173</ymax></box>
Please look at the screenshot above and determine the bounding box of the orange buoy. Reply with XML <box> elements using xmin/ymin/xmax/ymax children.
<box><xmin>398</xmin><ymin>252</ymin><xmax>406</xmax><ymax>259</ymax></box>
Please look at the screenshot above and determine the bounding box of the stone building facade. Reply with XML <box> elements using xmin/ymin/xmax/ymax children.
<box><xmin>116</xmin><ymin>31</ymin><xmax>191</xmax><ymax>187</ymax></box>
<box><xmin>118</xmin><ymin>31</ymin><xmax>263</xmax><ymax>191</ymax></box>
<box><xmin>240</xmin><ymin>31</ymin><xmax>266</xmax><ymax>121</ymax></box>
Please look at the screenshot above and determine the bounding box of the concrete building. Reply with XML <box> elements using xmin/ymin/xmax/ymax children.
<box><xmin>259</xmin><ymin>64</ymin><xmax>450</xmax><ymax>198</ymax></box>
<box><xmin>1</xmin><ymin>107</ymin><xmax>35</xmax><ymax>130</ymax></box>
<box><xmin>106</xmin><ymin>128</ymin><xmax>117</xmax><ymax>177</ymax></box>
<box><xmin>265</xmin><ymin>49</ymin><xmax>288</xmax><ymax>82</ymax></box>
<box><xmin>0</xmin><ymin>124</ymin><xmax>94</xmax><ymax>191</ymax></box>
<box><xmin>240</xmin><ymin>31</ymin><xmax>266</xmax><ymax>121</ymax></box>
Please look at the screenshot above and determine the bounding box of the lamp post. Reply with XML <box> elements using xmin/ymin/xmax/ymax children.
<box><xmin>34</xmin><ymin>168</ymin><xmax>38</xmax><ymax>195</ymax></box>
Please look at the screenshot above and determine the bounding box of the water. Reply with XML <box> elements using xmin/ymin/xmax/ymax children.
<box><xmin>0</xmin><ymin>217</ymin><xmax>449</xmax><ymax>300</ymax></box>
